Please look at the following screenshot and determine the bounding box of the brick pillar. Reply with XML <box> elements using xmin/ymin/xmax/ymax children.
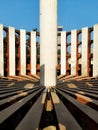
<box><xmin>81</xmin><ymin>27</ymin><xmax>89</xmax><ymax>76</ymax></box>
<box><xmin>0</xmin><ymin>24</ymin><xmax>4</xmax><ymax>76</ymax></box>
<box><xmin>8</xmin><ymin>26</ymin><xmax>15</xmax><ymax>76</ymax></box>
<box><xmin>30</xmin><ymin>31</ymin><xmax>36</xmax><ymax>75</ymax></box>
<box><xmin>20</xmin><ymin>29</ymin><xmax>26</xmax><ymax>75</ymax></box>
<box><xmin>71</xmin><ymin>30</ymin><xmax>77</xmax><ymax>75</ymax></box>
<box><xmin>93</xmin><ymin>24</ymin><xmax>98</xmax><ymax>77</ymax></box>
<box><xmin>61</xmin><ymin>31</ymin><xmax>66</xmax><ymax>75</ymax></box>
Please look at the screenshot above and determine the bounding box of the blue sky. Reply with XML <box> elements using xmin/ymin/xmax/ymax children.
<box><xmin>0</xmin><ymin>0</ymin><xmax>98</xmax><ymax>32</ymax></box>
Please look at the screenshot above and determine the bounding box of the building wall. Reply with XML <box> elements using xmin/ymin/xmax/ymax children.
<box><xmin>0</xmin><ymin>24</ymin><xmax>98</xmax><ymax>77</ymax></box>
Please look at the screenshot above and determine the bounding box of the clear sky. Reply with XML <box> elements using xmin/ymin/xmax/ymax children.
<box><xmin>0</xmin><ymin>0</ymin><xmax>98</xmax><ymax>32</ymax></box>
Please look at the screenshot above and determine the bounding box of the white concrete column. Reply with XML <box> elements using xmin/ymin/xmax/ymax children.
<box><xmin>81</xmin><ymin>27</ymin><xmax>88</xmax><ymax>76</ymax></box>
<box><xmin>30</xmin><ymin>31</ymin><xmax>36</xmax><ymax>75</ymax></box>
<box><xmin>8</xmin><ymin>27</ymin><xmax>15</xmax><ymax>76</ymax></box>
<box><xmin>40</xmin><ymin>0</ymin><xmax>57</xmax><ymax>87</ymax></box>
<box><xmin>20</xmin><ymin>29</ymin><xmax>26</xmax><ymax>75</ymax></box>
<box><xmin>71</xmin><ymin>30</ymin><xmax>77</xmax><ymax>75</ymax></box>
<box><xmin>61</xmin><ymin>31</ymin><xmax>66</xmax><ymax>75</ymax></box>
<box><xmin>0</xmin><ymin>24</ymin><xmax>4</xmax><ymax>76</ymax></box>
<box><xmin>93</xmin><ymin>24</ymin><xmax>98</xmax><ymax>77</ymax></box>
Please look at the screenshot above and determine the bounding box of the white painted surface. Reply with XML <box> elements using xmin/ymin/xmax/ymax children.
<box><xmin>30</xmin><ymin>31</ymin><xmax>36</xmax><ymax>75</ymax></box>
<box><xmin>71</xmin><ymin>30</ymin><xmax>77</xmax><ymax>75</ymax></box>
<box><xmin>0</xmin><ymin>24</ymin><xmax>4</xmax><ymax>76</ymax></box>
<box><xmin>78</xmin><ymin>58</ymin><xmax>81</xmax><ymax>64</ymax></box>
<box><xmin>61</xmin><ymin>31</ymin><xmax>66</xmax><ymax>75</ymax></box>
<box><xmin>57</xmin><ymin>36</ymin><xmax>61</xmax><ymax>45</ymax></box>
<box><xmin>20</xmin><ymin>29</ymin><xmax>26</xmax><ymax>75</ymax></box>
<box><xmin>81</xmin><ymin>27</ymin><xmax>88</xmax><ymax>76</ymax></box>
<box><xmin>68</xmin><ymin>58</ymin><xmax>71</xmax><ymax>64</ymax></box>
<box><xmin>8</xmin><ymin>27</ymin><xmax>15</xmax><ymax>76</ymax></box>
<box><xmin>93</xmin><ymin>24</ymin><xmax>98</xmax><ymax>77</ymax></box>
<box><xmin>40</xmin><ymin>0</ymin><xmax>57</xmax><ymax>87</ymax></box>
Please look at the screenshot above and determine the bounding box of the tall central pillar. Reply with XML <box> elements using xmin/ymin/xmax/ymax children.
<box><xmin>40</xmin><ymin>0</ymin><xmax>57</xmax><ymax>88</ymax></box>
